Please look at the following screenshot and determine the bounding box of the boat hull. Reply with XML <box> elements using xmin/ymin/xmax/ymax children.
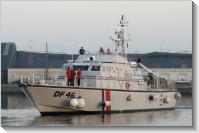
<box><xmin>20</xmin><ymin>85</ymin><xmax>177</xmax><ymax>115</ymax></box>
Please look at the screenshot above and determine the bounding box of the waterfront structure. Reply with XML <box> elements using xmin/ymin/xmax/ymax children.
<box><xmin>1</xmin><ymin>43</ymin><xmax>192</xmax><ymax>84</ymax></box>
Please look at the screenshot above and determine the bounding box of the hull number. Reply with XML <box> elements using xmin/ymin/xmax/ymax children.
<box><xmin>53</xmin><ymin>91</ymin><xmax>76</xmax><ymax>98</ymax></box>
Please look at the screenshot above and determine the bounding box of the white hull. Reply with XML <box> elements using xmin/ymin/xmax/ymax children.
<box><xmin>18</xmin><ymin>16</ymin><xmax>179</xmax><ymax>116</ymax></box>
<box><xmin>21</xmin><ymin>85</ymin><xmax>177</xmax><ymax>115</ymax></box>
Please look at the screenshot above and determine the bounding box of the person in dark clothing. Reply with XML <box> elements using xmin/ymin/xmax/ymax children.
<box><xmin>70</xmin><ymin>69</ymin><xmax>75</xmax><ymax>86</ymax></box>
<box><xmin>66</xmin><ymin>68</ymin><xmax>72</xmax><ymax>86</ymax></box>
<box><xmin>76</xmin><ymin>68</ymin><xmax>82</xmax><ymax>87</ymax></box>
<box><xmin>79</xmin><ymin>47</ymin><xmax>86</xmax><ymax>55</ymax></box>
<box><xmin>99</xmin><ymin>47</ymin><xmax>105</xmax><ymax>54</ymax></box>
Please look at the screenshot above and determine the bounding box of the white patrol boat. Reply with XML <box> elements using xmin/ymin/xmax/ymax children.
<box><xmin>20</xmin><ymin>15</ymin><xmax>181</xmax><ymax>115</ymax></box>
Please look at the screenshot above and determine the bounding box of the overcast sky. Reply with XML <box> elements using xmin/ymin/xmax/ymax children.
<box><xmin>1</xmin><ymin>0</ymin><xmax>192</xmax><ymax>54</ymax></box>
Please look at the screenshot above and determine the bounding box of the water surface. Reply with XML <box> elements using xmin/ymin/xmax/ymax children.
<box><xmin>1</xmin><ymin>95</ymin><xmax>192</xmax><ymax>126</ymax></box>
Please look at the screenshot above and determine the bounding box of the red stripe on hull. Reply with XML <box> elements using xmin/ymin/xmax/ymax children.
<box><xmin>105</xmin><ymin>89</ymin><xmax>111</xmax><ymax>111</ymax></box>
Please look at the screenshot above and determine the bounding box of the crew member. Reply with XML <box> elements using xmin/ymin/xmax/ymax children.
<box><xmin>70</xmin><ymin>68</ymin><xmax>75</xmax><ymax>86</ymax></box>
<box><xmin>79</xmin><ymin>47</ymin><xmax>86</xmax><ymax>55</ymax></box>
<box><xmin>106</xmin><ymin>49</ymin><xmax>112</xmax><ymax>55</ymax></box>
<box><xmin>99</xmin><ymin>47</ymin><xmax>105</xmax><ymax>54</ymax></box>
<box><xmin>66</xmin><ymin>68</ymin><xmax>72</xmax><ymax>86</ymax></box>
<box><xmin>76</xmin><ymin>68</ymin><xmax>82</xmax><ymax>87</ymax></box>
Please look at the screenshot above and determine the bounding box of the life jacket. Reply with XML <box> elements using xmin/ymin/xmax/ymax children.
<box><xmin>66</xmin><ymin>69</ymin><xmax>72</xmax><ymax>79</ymax></box>
<box><xmin>77</xmin><ymin>70</ymin><xmax>82</xmax><ymax>79</ymax></box>
<box><xmin>70</xmin><ymin>69</ymin><xmax>74</xmax><ymax>79</ymax></box>
<box><xmin>106</xmin><ymin>51</ymin><xmax>112</xmax><ymax>55</ymax></box>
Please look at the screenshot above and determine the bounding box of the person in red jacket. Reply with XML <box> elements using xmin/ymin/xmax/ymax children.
<box><xmin>76</xmin><ymin>68</ymin><xmax>82</xmax><ymax>87</ymax></box>
<box><xmin>66</xmin><ymin>67</ymin><xmax>72</xmax><ymax>86</ymax></box>
<box><xmin>106</xmin><ymin>49</ymin><xmax>112</xmax><ymax>55</ymax></box>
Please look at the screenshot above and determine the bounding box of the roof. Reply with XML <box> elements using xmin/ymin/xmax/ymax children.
<box><xmin>75</xmin><ymin>54</ymin><xmax>128</xmax><ymax>64</ymax></box>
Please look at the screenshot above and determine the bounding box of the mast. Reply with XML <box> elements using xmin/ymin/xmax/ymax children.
<box><xmin>45</xmin><ymin>42</ymin><xmax>48</xmax><ymax>83</ymax></box>
<box><xmin>110</xmin><ymin>15</ymin><xmax>129</xmax><ymax>58</ymax></box>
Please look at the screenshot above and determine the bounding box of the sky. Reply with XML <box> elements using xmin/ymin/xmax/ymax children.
<box><xmin>1</xmin><ymin>0</ymin><xmax>192</xmax><ymax>54</ymax></box>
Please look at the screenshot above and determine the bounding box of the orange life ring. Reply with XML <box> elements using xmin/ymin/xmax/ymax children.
<box><xmin>126</xmin><ymin>82</ymin><xmax>131</xmax><ymax>89</ymax></box>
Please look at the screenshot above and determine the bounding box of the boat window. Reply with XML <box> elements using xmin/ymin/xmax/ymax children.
<box><xmin>62</xmin><ymin>65</ymin><xmax>70</xmax><ymax>70</ymax></box>
<box><xmin>91</xmin><ymin>66</ymin><xmax>101</xmax><ymax>71</ymax></box>
<box><xmin>73</xmin><ymin>65</ymin><xmax>89</xmax><ymax>71</ymax></box>
<box><xmin>57</xmin><ymin>76</ymin><xmax>66</xmax><ymax>79</ymax></box>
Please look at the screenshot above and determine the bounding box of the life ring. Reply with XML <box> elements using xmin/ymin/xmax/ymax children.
<box><xmin>126</xmin><ymin>82</ymin><xmax>131</xmax><ymax>89</ymax></box>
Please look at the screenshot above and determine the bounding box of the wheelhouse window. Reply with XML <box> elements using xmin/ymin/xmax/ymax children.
<box><xmin>57</xmin><ymin>76</ymin><xmax>66</xmax><ymax>79</ymax></box>
<box><xmin>91</xmin><ymin>66</ymin><xmax>101</xmax><ymax>71</ymax></box>
<box><xmin>73</xmin><ymin>65</ymin><xmax>89</xmax><ymax>71</ymax></box>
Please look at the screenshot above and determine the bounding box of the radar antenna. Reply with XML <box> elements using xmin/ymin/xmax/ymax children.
<box><xmin>110</xmin><ymin>15</ymin><xmax>129</xmax><ymax>57</ymax></box>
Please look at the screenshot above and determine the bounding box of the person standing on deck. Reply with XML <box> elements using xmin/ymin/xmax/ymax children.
<box><xmin>66</xmin><ymin>68</ymin><xmax>72</xmax><ymax>86</ymax></box>
<box><xmin>77</xmin><ymin>68</ymin><xmax>82</xmax><ymax>87</ymax></box>
<box><xmin>106</xmin><ymin>49</ymin><xmax>112</xmax><ymax>55</ymax></box>
<box><xmin>70</xmin><ymin>68</ymin><xmax>75</xmax><ymax>86</ymax></box>
<box><xmin>79</xmin><ymin>47</ymin><xmax>86</xmax><ymax>55</ymax></box>
<box><xmin>99</xmin><ymin>47</ymin><xmax>105</xmax><ymax>54</ymax></box>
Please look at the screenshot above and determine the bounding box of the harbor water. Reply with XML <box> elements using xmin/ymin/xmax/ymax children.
<box><xmin>1</xmin><ymin>89</ymin><xmax>192</xmax><ymax>127</ymax></box>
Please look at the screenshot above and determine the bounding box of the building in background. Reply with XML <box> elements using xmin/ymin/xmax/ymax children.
<box><xmin>1</xmin><ymin>42</ymin><xmax>192</xmax><ymax>87</ymax></box>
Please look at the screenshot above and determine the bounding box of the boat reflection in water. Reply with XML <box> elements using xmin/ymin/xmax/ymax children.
<box><xmin>1</xmin><ymin>107</ymin><xmax>192</xmax><ymax>126</ymax></box>
<box><xmin>1</xmin><ymin>96</ymin><xmax>192</xmax><ymax>126</ymax></box>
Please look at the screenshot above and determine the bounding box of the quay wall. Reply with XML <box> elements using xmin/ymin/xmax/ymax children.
<box><xmin>8</xmin><ymin>68</ymin><xmax>60</xmax><ymax>84</ymax></box>
<box><xmin>1</xmin><ymin>85</ymin><xmax>34</xmax><ymax>109</ymax></box>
